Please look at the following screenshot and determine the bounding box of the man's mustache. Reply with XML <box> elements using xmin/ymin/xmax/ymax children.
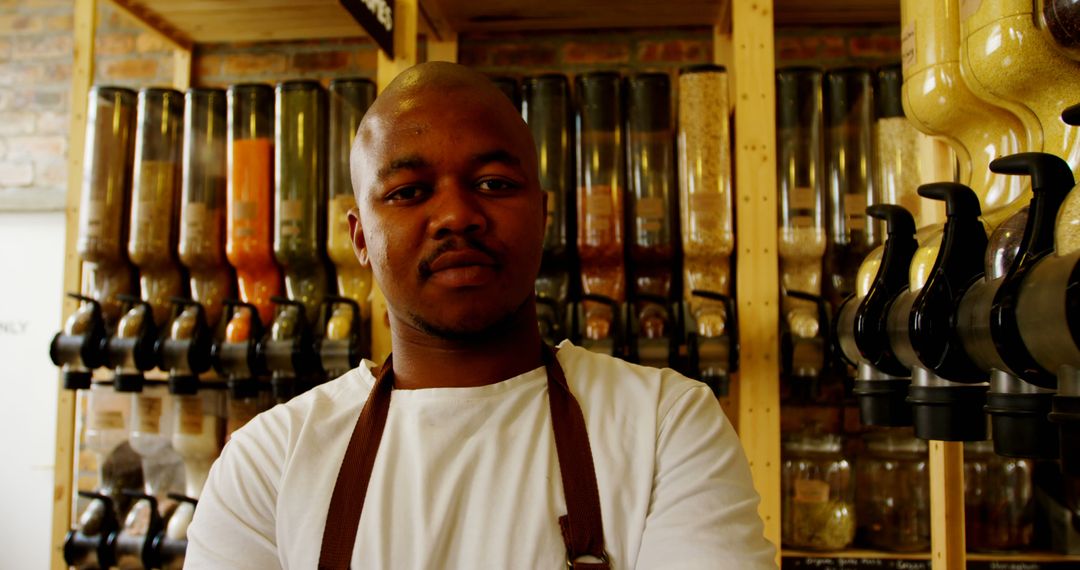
<box><xmin>417</xmin><ymin>238</ymin><xmax>500</xmax><ymax>279</ymax></box>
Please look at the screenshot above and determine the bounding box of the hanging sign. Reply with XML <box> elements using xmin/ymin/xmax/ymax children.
<box><xmin>340</xmin><ymin>0</ymin><xmax>395</xmax><ymax>58</ymax></box>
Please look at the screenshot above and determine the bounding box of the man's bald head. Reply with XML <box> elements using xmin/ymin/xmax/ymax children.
<box><xmin>349</xmin><ymin>62</ymin><xmax>536</xmax><ymax>201</ymax></box>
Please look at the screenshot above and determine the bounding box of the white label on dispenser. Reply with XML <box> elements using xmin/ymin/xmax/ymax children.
<box><xmin>690</xmin><ymin>193</ymin><xmax>725</xmax><ymax>215</ymax></box>
<box><xmin>959</xmin><ymin>0</ymin><xmax>982</xmax><ymax>21</ymax></box>
<box><xmin>635</xmin><ymin>197</ymin><xmax>664</xmax><ymax>220</ymax></box>
<box><xmin>794</xmin><ymin>479</ymin><xmax>830</xmax><ymax>503</ymax></box>
<box><xmin>85</xmin><ymin>200</ymin><xmax>107</xmax><ymax>239</ymax></box>
<box><xmin>179</xmin><ymin>397</ymin><xmax>204</xmax><ymax>435</ymax></box>
<box><xmin>585</xmin><ymin>193</ymin><xmax>613</xmax><ymax>217</ymax></box>
<box><xmin>136</xmin><ymin>396</ymin><xmax>162</xmax><ymax>434</ymax></box>
<box><xmin>844</xmin><ymin>193</ymin><xmax>868</xmax><ymax>231</ymax></box>
<box><xmin>184</xmin><ymin>202</ymin><xmax>209</xmax><ymax>236</ymax></box>
<box><xmin>901</xmin><ymin>21</ymin><xmax>917</xmax><ymax>70</ymax></box>
<box><xmin>235</xmin><ymin>201</ymin><xmax>257</xmax><ymax>220</ymax></box>
<box><xmin>791</xmin><ymin>186</ymin><xmax>815</xmax><ymax>211</ymax></box>
<box><xmin>88</xmin><ymin>410</ymin><xmax>124</xmax><ymax>431</ymax></box>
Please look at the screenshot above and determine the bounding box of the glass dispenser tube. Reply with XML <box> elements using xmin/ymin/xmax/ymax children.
<box><xmin>275</xmin><ymin>80</ymin><xmax>330</xmax><ymax>327</ymax></box>
<box><xmin>575</xmin><ymin>72</ymin><xmax>625</xmax><ymax>345</ymax></box>
<box><xmin>626</xmin><ymin>72</ymin><xmax>676</xmax><ymax>363</ymax></box>
<box><xmin>77</xmin><ymin>86</ymin><xmax>138</xmax><ymax>328</ymax></box>
<box><xmin>875</xmin><ymin>65</ymin><xmax>937</xmax><ymax>226</ymax></box>
<box><xmin>226</xmin><ymin>84</ymin><xmax>281</xmax><ymax>328</ymax></box>
<box><xmin>962</xmin><ymin>0</ymin><xmax>1080</xmax><ymax>177</ymax></box>
<box><xmin>180</xmin><ymin>88</ymin><xmax>231</xmax><ymax>330</ymax></box>
<box><xmin>679</xmin><ymin>65</ymin><xmax>734</xmax><ymax>337</ymax></box>
<box><xmin>776</xmin><ymin>68</ymin><xmax>827</xmax><ymax>362</ymax></box>
<box><xmin>326</xmin><ymin>78</ymin><xmax>376</xmax><ymax>358</ymax></box>
<box><xmin>823</xmin><ymin>68</ymin><xmax>878</xmax><ymax>312</ymax></box>
<box><xmin>130</xmin><ymin>88</ymin><xmax>186</xmax><ymax>328</ymax></box>
<box><xmin>900</xmin><ymin>0</ymin><xmax>1028</xmax><ymax>220</ymax></box>
<box><xmin>523</xmin><ymin>74</ymin><xmax>574</xmax><ymax>344</ymax></box>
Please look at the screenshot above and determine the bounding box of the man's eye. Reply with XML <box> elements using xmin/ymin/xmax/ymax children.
<box><xmin>476</xmin><ymin>178</ymin><xmax>518</xmax><ymax>193</ymax></box>
<box><xmin>386</xmin><ymin>186</ymin><xmax>425</xmax><ymax>202</ymax></box>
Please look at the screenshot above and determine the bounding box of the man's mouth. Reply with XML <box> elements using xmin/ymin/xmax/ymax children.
<box><xmin>419</xmin><ymin>243</ymin><xmax>500</xmax><ymax>287</ymax></box>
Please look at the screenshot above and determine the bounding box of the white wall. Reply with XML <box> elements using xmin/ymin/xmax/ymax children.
<box><xmin>0</xmin><ymin>211</ymin><xmax>66</xmax><ymax>569</ymax></box>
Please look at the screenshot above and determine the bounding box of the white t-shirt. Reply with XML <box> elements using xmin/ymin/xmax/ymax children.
<box><xmin>186</xmin><ymin>342</ymin><xmax>776</xmax><ymax>569</ymax></box>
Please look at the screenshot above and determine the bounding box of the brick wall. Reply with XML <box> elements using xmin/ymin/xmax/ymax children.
<box><xmin>0</xmin><ymin>0</ymin><xmax>900</xmax><ymax>210</ymax></box>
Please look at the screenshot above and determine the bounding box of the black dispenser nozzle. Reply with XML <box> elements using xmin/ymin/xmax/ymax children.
<box><xmin>213</xmin><ymin>300</ymin><xmax>266</xmax><ymax>399</ymax></box>
<box><xmin>686</xmin><ymin>290</ymin><xmax>739</xmax><ymax>398</ymax></box>
<box><xmin>850</xmin><ymin>205</ymin><xmax>919</xmax><ymax>426</ymax></box>
<box><xmin>900</xmin><ymin>183</ymin><xmax>989</xmax><ymax>441</ymax></box>
<box><xmin>103</xmin><ymin>294</ymin><xmax>159</xmax><ymax>393</ymax></box>
<box><xmin>317</xmin><ymin>295</ymin><xmax>364</xmax><ymax>376</ymax></box>
<box><xmin>50</xmin><ymin>294</ymin><xmax>108</xmax><ymax>390</ymax></box>
<box><xmin>985</xmin><ymin>153</ymin><xmax>1073</xmax><ymax>388</ymax></box>
<box><xmin>259</xmin><ymin>296</ymin><xmax>321</xmax><ymax>401</ymax></box>
<box><xmin>64</xmin><ymin>491</ymin><xmax>120</xmax><ymax>569</ymax></box>
<box><xmin>157</xmin><ymin>297</ymin><xmax>214</xmax><ymax>395</ymax></box>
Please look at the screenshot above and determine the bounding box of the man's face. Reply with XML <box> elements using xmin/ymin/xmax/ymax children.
<box><xmin>349</xmin><ymin>87</ymin><xmax>545</xmax><ymax>339</ymax></box>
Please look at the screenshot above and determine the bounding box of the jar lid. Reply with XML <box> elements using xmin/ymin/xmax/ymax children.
<box><xmin>865</xmin><ymin>428</ymin><xmax>928</xmax><ymax>454</ymax></box>
<box><xmin>783</xmin><ymin>432</ymin><xmax>843</xmax><ymax>453</ymax></box>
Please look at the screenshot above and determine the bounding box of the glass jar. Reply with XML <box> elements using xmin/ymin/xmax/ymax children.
<box><xmin>854</xmin><ymin>429</ymin><xmax>930</xmax><ymax>552</ymax></box>
<box><xmin>964</xmin><ymin>440</ymin><xmax>1035</xmax><ymax>552</ymax></box>
<box><xmin>575</xmin><ymin>72</ymin><xmax>625</xmax><ymax>344</ymax></box>
<box><xmin>782</xmin><ymin>432</ymin><xmax>856</xmax><ymax>550</ymax></box>
<box><xmin>523</xmin><ymin>74</ymin><xmax>574</xmax><ymax>344</ymax></box>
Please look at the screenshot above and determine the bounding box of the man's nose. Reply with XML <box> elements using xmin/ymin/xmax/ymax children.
<box><xmin>429</xmin><ymin>183</ymin><xmax>487</xmax><ymax>239</ymax></box>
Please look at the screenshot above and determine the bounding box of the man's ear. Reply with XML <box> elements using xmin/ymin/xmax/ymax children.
<box><xmin>347</xmin><ymin>207</ymin><xmax>369</xmax><ymax>267</ymax></box>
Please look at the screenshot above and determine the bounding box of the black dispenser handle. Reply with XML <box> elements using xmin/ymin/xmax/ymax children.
<box><xmin>908</xmin><ymin>183</ymin><xmax>988</xmax><ymax>381</ymax></box>
<box><xmin>579</xmin><ymin>294</ymin><xmax>626</xmax><ymax>358</ymax></box>
<box><xmin>854</xmin><ymin>205</ymin><xmax>919</xmax><ymax>376</ymax></box>
<box><xmin>985</xmin><ymin>152</ymin><xmax>1074</xmax><ymax>387</ymax></box>
<box><xmin>690</xmin><ymin>290</ymin><xmax>740</xmax><ymax>374</ymax></box>
<box><xmin>1062</xmin><ymin>103</ymin><xmax>1080</xmax><ymax>127</ymax></box>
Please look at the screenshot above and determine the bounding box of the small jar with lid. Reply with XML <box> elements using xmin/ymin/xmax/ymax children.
<box><xmin>964</xmin><ymin>440</ymin><xmax>1035</xmax><ymax>552</ymax></box>
<box><xmin>855</xmin><ymin>429</ymin><xmax>931</xmax><ymax>552</ymax></box>
<box><xmin>782</xmin><ymin>432</ymin><xmax>856</xmax><ymax>550</ymax></box>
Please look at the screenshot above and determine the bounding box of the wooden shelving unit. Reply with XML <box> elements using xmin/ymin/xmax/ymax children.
<box><xmin>52</xmin><ymin>1</ymin><xmax>1073</xmax><ymax>569</ymax></box>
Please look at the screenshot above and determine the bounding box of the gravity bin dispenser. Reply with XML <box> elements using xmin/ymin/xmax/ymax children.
<box><xmin>524</xmin><ymin>74</ymin><xmax>576</xmax><ymax>346</ymax></box>
<box><xmin>625</xmin><ymin>73</ymin><xmax>680</xmax><ymax>370</ymax></box>
<box><xmin>52</xmin><ymin>85</ymin><xmax>143</xmax><ymax>570</ymax></box>
<box><xmin>572</xmin><ymin>72</ymin><xmax>627</xmax><ymax>358</ymax></box>
<box><xmin>886</xmin><ymin>183</ymin><xmax>990</xmax><ymax>441</ymax></box>
<box><xmin>836</xmin><ymin>205</ymin><xmax>920</xmax><ymax>427</ymax></box>
<box><xmin>678</xmin><ymin>64</ymin><xmax>738</xmax><ymax>396</ymax></box>
<box><xmin>258</xmin><ymin>80</ymin><xmax>330</xmax><ymax>401</ymax></box>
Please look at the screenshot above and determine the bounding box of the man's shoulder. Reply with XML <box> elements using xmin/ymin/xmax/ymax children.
<box><xmin>231</xmin><ymin>365</ymin><xmax>375</xmax><ymax>450</ymax></box>
<box><xmin>555</xmin><ymin>341</ymin><xmax>712</xmax><ymax>419</ymax></box>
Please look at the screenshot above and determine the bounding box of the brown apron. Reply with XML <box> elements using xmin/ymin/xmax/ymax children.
<box><xmin>318</xmin><ymin>344</ymin><xmax>610</xmax><ymax>570</ymax></box>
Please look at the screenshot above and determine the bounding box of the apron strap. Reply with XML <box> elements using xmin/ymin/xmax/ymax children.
<box><xmin>542</xmin><ymin>344</ymin><xmax>610</xmax><ymax>568</ymax></box>
<box><xmin>318</xmin><ymin>344</ymin><xmax>609</xmax><ymax>570</ymax></box>
<box><xmin>318</xmin><ymin>356</ymin><xmax>394</xmax><ymax>570</ymax></box>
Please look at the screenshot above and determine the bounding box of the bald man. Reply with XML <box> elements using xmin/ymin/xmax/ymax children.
<box><xmin>187</xmin><ymin>63</ymin><xmax>775</xmax><ymax>569</ymax></box>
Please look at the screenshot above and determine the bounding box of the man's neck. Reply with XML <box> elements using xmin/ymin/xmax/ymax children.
<box><xmin>387</xmin><ymin>305</ymin><xmax>544</xmax><ymax>390</ymax></box>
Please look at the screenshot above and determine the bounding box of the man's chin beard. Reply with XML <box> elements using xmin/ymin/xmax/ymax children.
<box><xmin>406</xmin><ymin>296</ymin><xmax>532</xmax><ymax>344</ymax></box>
